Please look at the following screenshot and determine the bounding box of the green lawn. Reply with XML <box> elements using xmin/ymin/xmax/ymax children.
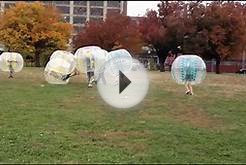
<box><xmin>0</xmin><ymin>67</ymin><xmax>245</xmax><ymax>163</ymax></box>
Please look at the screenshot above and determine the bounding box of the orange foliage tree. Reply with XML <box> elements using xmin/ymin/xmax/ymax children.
<box><xmin>0</xmin><ymin>2</ymin><xmax>72</xmax><ymax>67</ymax></box>
<box><xmin>73</xmin><ymin>12</ymin><xmax>144</xmax><ymax>55</ymax></box>
<box><xmin>139</xmin><ymin>1</ymin><xmax>246</xmax><ymax>73</ymax></box>
<box><xmin>196</xmin><ymin>1</ymin><xmax>246</xmax><ymax>73</ymax></box>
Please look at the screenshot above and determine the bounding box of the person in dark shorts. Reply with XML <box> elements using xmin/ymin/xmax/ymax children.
<box><xmin>183</xmin><ymin>60</ymin><xmax>197</xmax><ymax>95</ymax></box>
<box><xmin>184</xmin><ymin>74</ymin><xmax>194</xmax><ymax>95</ymax></box>
<box><xmin>7</xmin><ymin>60</ymin><xmax>17</xmax><ymax>78</ymax></box>
<box><xmin>85</xmin><ymin>54</ymin><xmax>95</xmax><ymax>87</ymax></box>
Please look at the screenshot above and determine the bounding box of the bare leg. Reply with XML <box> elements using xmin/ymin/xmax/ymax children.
<box><xmin>87</xmin><ymin>72</ymin><xmax>93</xmax><ymax>88</ymax></box>
<box><xmin>187</xmin><ymin>83</ymin><xmax>193</xmax><ymax>95</ymax></box>
<box><xmin>9</xmin><ymin>70</ymin><xmax>14</xmax><ymax>78</ymax></box>
<box><xmin>185</xmin><ymin>83</ymin><xmax>190</xmax><ymax>94</ymax></box>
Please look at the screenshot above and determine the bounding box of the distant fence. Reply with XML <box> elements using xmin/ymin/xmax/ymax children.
<box><xmin>138</xmin><ymin>54</ymin><xmax>244</xmax><ymax>73</ymax></box>
<box><xmin>205</xmin><ymin>60</ymin><xmax>243</xmax><ymax>73</ymax></box>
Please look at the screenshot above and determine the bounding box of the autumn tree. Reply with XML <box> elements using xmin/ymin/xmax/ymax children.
<box><xmin>0</xmin><ymin>2</ymin><xmax>72</xmax><ymax>67</ymax></box>
<box><xmin>139</xmin><ymin>1</ymin><xmax>187</xmax><ymax>72</ymax></box>
<box><xmin>196</xmin><ymin>1</ymin><xmax>246</xmax><ymax>73</ymax></box>
<box><xmin>138</xmin><ymin>10</ymin><xmax>166</xmax><ymax>71</ymax></box>
<box><xmin>73</xmin><ymin>12</ymin><xmax>144</xmax><ymax>55</ymax></box>
<box><xmin>173</xmin><ymin>1</ymin><xmax>246</xmax><ymax>73</ymax></box>
<box><xmin>180</xmin><ymin>1</ymin><xmax>207</xmax><ymax>55</ymax></box>
<box><xmin>139</xmin><ymin>1</ymin><xmax>246</xmax><ymax>73</ymax></box>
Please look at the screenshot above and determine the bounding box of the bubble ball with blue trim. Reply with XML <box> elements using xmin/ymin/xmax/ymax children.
<box><xmin>171</xmin><ymin>55</ymin><xmax>207</xmax><ymax>85</ymax></box>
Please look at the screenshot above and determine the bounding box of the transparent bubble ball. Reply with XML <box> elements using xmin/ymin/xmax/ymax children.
<box><xmin>0</xmin><ymin>52</ymin><xmax>24</xmax><ymax>72</ymax></box>
<box><xmin>44</xmin><ymin>50</ymin><xmax>76</xmax><ymax>84</ymax></box>
<box><xmin>106</xmin><ymin>49</ymin><xmax>133</xmax><ymax>76</ymax></box>
<box><xmin>74</xmin><ymin>46</ymin><xmax>104</xmax><ymax>74</ymax></box>
<box><xmin>171</xmin><ymin>55</ymin><xmax>206</xmax><ymax>85</ymax></box>
<box><xmin>50</xmin><ymin>50</ymin><xmax>75</xmax><ymax>63</ymax></box>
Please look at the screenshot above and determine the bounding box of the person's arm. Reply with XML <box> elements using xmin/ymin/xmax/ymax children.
<box><xmin>7</xmin><ymin>60</ymin><xmax>18</xmax><ymax>63</ymax></box>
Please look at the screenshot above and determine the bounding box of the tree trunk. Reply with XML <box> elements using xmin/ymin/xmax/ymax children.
<box><xmin>156</xmin><ymin>48</ymin><xmax>167</xmax><ymax>72</ymax></box>
<box><xmin>216</xmin><ymin>52</ymin><xmax>221</xmax><ymax>74</ymax></box>
<box><xmin>215</xmin><ymin>56</ymin><xmax>221</xmax><ymax>74</ymax></box>
<box><xmin>35</xmin><ymin>49</ymin><xmax>41</xmax><ymax>67</ymax></box>
<box><xmin>159</xmin><ymin>55</ymin><xmax>165</xmax><ymax>72</ymax></box>
<box><xmin>208</xmin><ymin>40</ymin><xmax>221</xmax><ymax>74</ymax></box>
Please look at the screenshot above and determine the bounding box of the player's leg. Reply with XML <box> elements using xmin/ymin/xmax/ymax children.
<box><xmin>87</xmin><ymin>71</ymin><xmax>93</xmax><ymax>88</ymax></box>
<box><xmin>61</xmin><ymin>73</ymin><xmax>72</xmax><ymax>81</ymax></box>
<box><xmin>188</xmin><ymin>83</ymin><xmax>193</xmax><ymax>95</ymax></box>
<box><xmin>8</xmin><ymin>64</ymin><xmax>14</xmax><ymax>78</ymax></box>
<box><xmin>185</xmin><ymin>82</ymin><xmax>190</xmax><ymax>94</ymax></box>
<box><xmin>90</xmin><ymin>71</ymin><xmax>96</xmax><ymax>84</ymax></box>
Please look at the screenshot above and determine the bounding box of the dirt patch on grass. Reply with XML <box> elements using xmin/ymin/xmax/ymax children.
<box><xmin>169</xmin><ymin>106</ymin><xmax>223</xmax><ymax>129</ymax></box>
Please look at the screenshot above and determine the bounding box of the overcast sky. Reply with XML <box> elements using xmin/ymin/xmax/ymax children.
<box><xmin>127</xmin><ymin>1</ymin><xmax>245</xmax><ymax>17</ymax></box>
<box><xmin>127</xmin><ymin>1</ymin><xmax>159</xmax><ymax>17</ymax></box>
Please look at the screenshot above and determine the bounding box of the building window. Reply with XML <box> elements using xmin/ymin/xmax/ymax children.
<box><xmin>74</xmin><ymin>7</ymin><xmax>87</xmax><ymax>15</ymax></box>
<box><xmin>56</xmin><ymin>6</ymin><xmax>70</xmax><ymax>14</ymax></box>
<box><xmin>107</xmin><ymin>9</ymin><xmax>121</xmax><ymax>14</ymax></box>
<box><xmin>63</xmin><ymin>15</ymin><xmax>70</xmax><ymax>23</ymax></box>
<box><xmin>73</xmin><ymin>16</ymin><xmax>86</xmax><ymax>25</ymax></box>
<box><xmin>4</xmin><ymin>3</ymin><xmax>15</xmax><ymax>9</ymax></box>
<box><xmin>43</xmin><ymin>1</ymin><xmax>53</xmax><ymax>6</ymax></box>
<box><xmin>43</xmin><ymin>1</ymin><xmax>53</xmax><ymax>4</ymax></box>
<box><xmin>107</xmin><ymin>1</ymin><xmax>120</xmax><ymax>7</ymax></box>
<box><xmin>89</xmin><ymin>17</ymin><xmax>103</xmax><ymax>22</ymax></box>
<box><xmin>90</xmin><ymin>8</ymin><xmax>103</xmax><ymax>16</ymax></box>
<box><xmin>73</xmin><ymin>25</ymin><xmax>83</xmax><ymax>34</ymax></box>
<box><xmin>74</xmin><ymin>1</ymin><xmax>87</xmax><ymax>6</ymax></box>
<box><xmin>54</xmin><ymin>1</ymin><xmax>70</xmax><ymax>5</ymax></box>
<box><xmin>90</xmin><ymin>1</ymin><xmax>104</xmax><ymax>7</ymax></box>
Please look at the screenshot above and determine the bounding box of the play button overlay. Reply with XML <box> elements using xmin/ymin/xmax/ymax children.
<box><xmin>119</xmin><ymin>71</ymin><xmax>131</xmax><ymax>94</ymax></box>
<box><xmin>97</xmin><ymin>57</ymin><xmax>149</xmax><ymax>109</ymax></box>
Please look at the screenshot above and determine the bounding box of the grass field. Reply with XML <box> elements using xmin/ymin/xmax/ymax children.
<box><xmin>0</xmin><ymin>67</ymin><xmax>245</xmax><ymax>163</ymax></box>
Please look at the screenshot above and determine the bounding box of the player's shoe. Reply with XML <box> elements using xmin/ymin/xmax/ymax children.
<box><xmin>185</xmin><ymin>90</ymin><xmax>190</xmax><ymax>95</ymax></box>
<box><xmin>88</xmin><ymin>83</ymin><xmax>93</xmax><ymax>88</ymax></box>
<box><xmin>61</xmin><ymin>74</ymin><xmax>71</xmax><ymax>81</ymax></box>
<box><xmin>90</xmin><ymin>77</ymin><xmax>96</xmax><ymax>84</ymax></box>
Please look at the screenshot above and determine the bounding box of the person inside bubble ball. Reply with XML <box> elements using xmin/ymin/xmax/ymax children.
<box><xmin>172</xmin><ymin>54</ymin><xmax>206</xmax><ymax>96</ymax></box>
<box><xmin>62</xmin><ymin>50</ymin><xmax>96</xmax><ymax>88</ymax></box>
<box><xmin>85</xmin><ymin>51</ymin><xmax>96</xmax><ymax>88</ymax></box>
<box><xmin>185</xmin><ymin>82</ymin><xmax>193</xmax><ymax>95</ymax></box>
<box><xmin>61</xmin><ymin>68</ymin><xmax>80</xmax><ymax>81</ymax></box>
<box><xmin>184</xmin><ymin>65</ymin><xmax>194</xmax><ymax>95</ymax></box>
<box><xmin>7</xmin><ymin>60</ymin><xmax>18</xmax><ymax>78</ymax></box>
